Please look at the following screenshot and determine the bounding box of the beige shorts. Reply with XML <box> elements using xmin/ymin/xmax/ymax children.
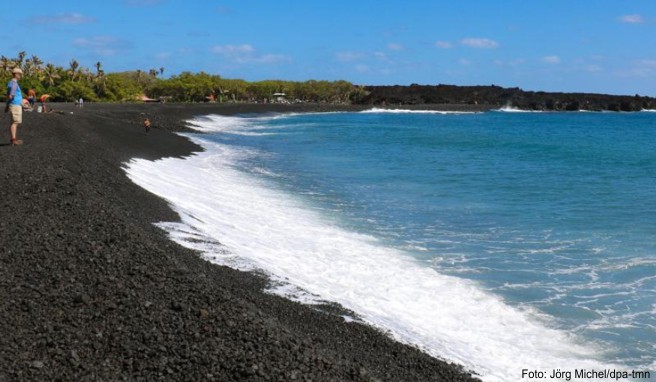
<box><xmin>9</xmin><ymin>105</ymin><xmax>22</xmax><ymax>124</ymax></box>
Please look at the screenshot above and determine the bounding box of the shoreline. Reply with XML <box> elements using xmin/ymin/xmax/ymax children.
<box><xmin>0</xmin><ymin>103</ymin><xmax>481</xmax><ymax>381</ymax></box>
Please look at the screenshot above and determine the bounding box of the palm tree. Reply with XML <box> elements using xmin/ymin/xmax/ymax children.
<box><xmin>16</xmin><ymin>51</ymin><xmax>26</xmax><ymax>69</ymax></box>
<box><xmin>68</xmin><ymin>59</ymin><xmax>79</xmax><ymax>81</ymax></box>
<box><xmin>0</xmin><ymin>56</ymin><xmax>14</xmax><ymax>73</ymax></box>
<box><xmin>24</xmin><ymin>56</ymin><xmax>42</xmax><ymax>77</ymax></box>
<box><xmin>43</xmin><ymin>63</ymin><xmax>61</xmax><ymax>87</ymax></box>
<box><xmin>135</xmin><ymin>69</ymin><xmax>143</xmax><ymax>86</ymax></box>
<box><xmin>149</xmin><ymin>68</ymin><xmax>158</xmax><ymax>78</ymax></box>
<box><xmin>24</xmin><ymin>59</ymin><xmax>34</xmax><ymax>76</ymax></box>
<box><xmin>95</xmin><ymin>61</ymin><xmax>103</xmax><ymax>77</ymax></box>
<box><xmin>159</xmin><ymin>67</ymin><xmax>165</xmax><ymax>76</ymax></box>
<box><xmin>30</xmin><ymin>55</ymin><xmax>43</xmax><ymax>75</ymax></box>
<box><xmin>94</xmin><ymin>73</ymin><xmax>108</xmax><ymax>97</ymax></box>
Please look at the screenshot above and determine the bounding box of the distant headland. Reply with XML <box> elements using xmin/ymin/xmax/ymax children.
<box><xmin>357</xmin><ymin>84</ymin><xmax>656</xmax><ymax>112</ymax></box>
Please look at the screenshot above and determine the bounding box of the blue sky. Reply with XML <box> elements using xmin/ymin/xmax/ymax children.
<box><xmin>3</xmin><ymin>1</ymin><xmax>656</xmax><ymax>96</ymax></box>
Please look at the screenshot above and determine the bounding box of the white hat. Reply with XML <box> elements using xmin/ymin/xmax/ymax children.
<box><xmin>12</xmin><ymin>68</ymin><xmax>23</xmax><ymax>75</ymax></box>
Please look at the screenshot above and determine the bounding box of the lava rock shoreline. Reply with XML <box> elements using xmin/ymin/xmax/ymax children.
<box><xmin>0</xmin><ymin>103</ymin><xmax>481</xmax><ymax>381</ymax></box>
<box><xmin>358</xmin><ymin>84</ymin><xmax>656</xmax><ymax>111</ymax></box>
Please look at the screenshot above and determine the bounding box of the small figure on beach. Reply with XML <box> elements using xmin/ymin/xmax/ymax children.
<box><xmin>5</xmin><ymin>68</ymin><xmax>24</xmax><ymax>145</ymax></box>
<box><xmin>143</xmin><ymin>118</ymin><xmax>151</xmax><ymax>133</ymax></box>
<box><xmin>27</xmin><ymin>89</ymin><xmax>36</xmax><ymax>107</ymax></box>
<box><xmin>21</xmin><ymin>98</ymin><xmax>33</xmax><ymax>112</ymax></box>
<box><xmin>39</xmin><ymin>94</ymin><xmax>50</xmax><ymax>113</ymax></box>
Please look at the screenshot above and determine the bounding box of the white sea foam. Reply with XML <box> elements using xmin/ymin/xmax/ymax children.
<box><xmin>124</xmin><ymin>114</ymin><xmax>624</xmax><ymax>382</ymax></box>
<box><xmin>361</xmin><ymin>107</ymin><xmax>477</xmax><ymax>115</ymax></box>
<box><xmin>187</xmin><ymin>114</ymin><xmax>282</xmax><ymax>136</ymax></box>
<box><xmin>494</xmin><ymin>105</ymin><xmax>541</xmax><ymax>113</ymax></box>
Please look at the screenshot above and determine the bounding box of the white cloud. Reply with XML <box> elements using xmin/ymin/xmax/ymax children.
<box><xmin>619</xmin><ymin>14</ymin><xmax>644</xmax><ymax>24</ymax></box>
<box><xmin>586</xmin><ymin>65</ymin><xmax>603</xmax><ymax>73</ymax></box>
<box><xmin>28</xmin><ymin>13</ymin><xmax>95</xmax><ymax>25</ymax></box>
<box><xmin>155</xmin><ymin>52</ymin><xmax>172</xmax><ymax>60</ymax></box>
<box><xmin>247</xmin><ymin>54</ymin><xmax>290</xmax><ymax>64</ymax></box>
<box><xmin>387</xmin><ymin>43</ymin><xmax>404</xmax><ymax>51</ymax></box>
<box><xmin>495</xmin><ymin>58</ymin><xmax>526</xmax><ymax>67</ymax></box>
<box><xmin>355</xmin><ymin>64</ymin><xmax>370</xmax><ymax>73</ymax></box>
<box><xmin>211</xmin><ymin>44</ymin><xmax>289</xmax><ymax>65</ymax></box>
<box><xmin>211</xmin><ymin>44</ymin><xmax>255</xmax><ymax>55</ymax></box>
<box><xmin>616</xmin><ymin>59</ymin><xmax>656</xmax><ymax>77</ymax></box>
<box><xmin>74</xmin><ymin>36</ymin><xmax>134</xmax><ymax>56</ymax></box>
<box><xmin>435</xmin><ymin>41</ymin><xmax>452</xmax><ymax>49</ymax></box>
<box><xmin>460</xmin><ymin>38</ymin><xmax>499</xmax><ymax>49</ymax></box>
<box><xmin>336</xmin><ymin>51</ymin><xmax>366</xmax><ymax>62</ymax></box>
<box><xmin>459</xmin><ymin>58</ymin><xmax>472</xmax><ymax>66</ymax></box>
<box><xmin>635</xmin><ymin>59</ymin><xmax>656</xmax><ymax>67</ymax></box>
<box><xmin>542</xmin><ymin>55</ymin><xmax>561</xmax><ymax>64</ymax></box>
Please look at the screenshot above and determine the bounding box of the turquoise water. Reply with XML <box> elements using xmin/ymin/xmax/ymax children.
<box><xmin>204</xmin><ymin>110</ymin><xmax>656</xmax><ymax>369</ymax></box>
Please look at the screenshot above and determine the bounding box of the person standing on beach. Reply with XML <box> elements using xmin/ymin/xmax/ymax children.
<box><xmin>143</xmin><ymin>118</ymin><xmax>151</xmax><ymax>132</ymax></box>
<box><xmin>5</xmin><ymin>68</ymin><xmax>24</xmax><ymax>145</ymax></box>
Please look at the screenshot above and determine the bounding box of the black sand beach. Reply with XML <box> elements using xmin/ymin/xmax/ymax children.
<box><xmin>0</xmin><ymin>103</ymin><xmax>481</xmax><ymax>381</ymax></box>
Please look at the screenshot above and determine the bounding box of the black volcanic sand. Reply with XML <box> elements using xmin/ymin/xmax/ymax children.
<box><xmin>0</xmin><ymin>103</ymin><xmax>481</xmax><ymax>381</ymax></box>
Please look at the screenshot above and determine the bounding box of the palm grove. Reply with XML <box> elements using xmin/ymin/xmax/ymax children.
<box><xmin>1</xmin><ymin>52</ymin><xmax>366</xmax><ymax>104</ymax></box>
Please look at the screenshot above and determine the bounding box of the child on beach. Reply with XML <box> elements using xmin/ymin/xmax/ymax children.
<box><xmin>27</xmin><ymin>89</ymin><xmax>36</xmax><ymax>107</ymax></box>
<box><xmin>39</xmin><ymin>94</ymin><xmax>50</xmax><ymax>112</ymax></box>
<box><xmin>143</xmin><ymin>118</ymin><xmax>151</xmax><ymax>133</ymax></box>
<box><xmin>21</xmin><ymin>98</ymin><xmax>33</xmax><ymax>111</ymax></box>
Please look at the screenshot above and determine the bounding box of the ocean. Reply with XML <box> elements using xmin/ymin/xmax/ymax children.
<box><xmin>125</xmin><ymin>109</ymin><xmax>656</xmax><ymax>382</ymax></box>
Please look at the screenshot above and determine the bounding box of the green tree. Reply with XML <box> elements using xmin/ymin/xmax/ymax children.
<box><xmin>42</xmin><ymin>64</ymin><xmax>61</xmax><ymax>87</ymax></box>
<box><xmin>103</xmin><ymin>73</ymin><xmax>142</xmax><ymax>101</ymax></box>
<box><xmin>56</xmin><ymin>80</ymin><xmax>98</xmax><ymax>102</ymax></box>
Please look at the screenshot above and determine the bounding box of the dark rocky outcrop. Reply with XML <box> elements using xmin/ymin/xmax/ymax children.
<box><xmin>356</xmin><ymin>84</ymin><xmax>656</xmax><ymax>111</ymax></box>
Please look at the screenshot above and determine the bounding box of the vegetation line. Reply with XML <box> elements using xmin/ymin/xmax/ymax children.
<box><xmin>1</xmin><ymin>51</ymin><xmax>364</xmax><ymax>104</ymax></box>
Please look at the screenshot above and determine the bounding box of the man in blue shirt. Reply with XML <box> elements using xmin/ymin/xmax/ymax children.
<box><xmin>6</xmin><ymin>67</ymin><xmax>23</xmax><ymax>145</ymax></box>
